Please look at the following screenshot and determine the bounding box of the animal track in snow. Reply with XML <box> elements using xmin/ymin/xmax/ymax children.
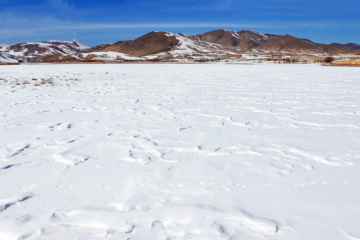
<box><xmin>1</xmin><ymin>163</ymin><xmax>22</xmax><ymax>170</ymax></box>
<box><xmin>15</xmin><ymin>214</ymin><xmax>33</xmax><ymax>225</ymax></box>
<box><xmin>9</xmin><ymin>144</ymin><xmax>30</xmax><ymax>158</ymax></box>
<box><xmin>53</xmin><ymin>153</ymin><xmax>90</xmax><ymax>167</ymax></box>
<box><xmin>0</xmin><ymin>193</ymin><xmax>34</xmax><ymax>213</ymax></box>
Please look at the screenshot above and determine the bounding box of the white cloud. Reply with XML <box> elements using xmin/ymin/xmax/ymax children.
<box><xmin>67</xmin><ymin>22</ymin><xmax>286</xmax><ymax>30</ymax></box>
<box><xmin>46</xmin><ymin>0</ymin><xmax>74</xmax><ymax>11</ymax></box>
<box><xmin>0</xmin><ymin>12</ymin><xmax>289</xmax><ymax>35</ymax></box>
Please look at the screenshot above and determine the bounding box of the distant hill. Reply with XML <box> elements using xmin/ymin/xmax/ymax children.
<box><xmin>188</xmin><ymin>29</ymin><xmax>271</xmax><ymax>49</ymax></box>
<box><xmin>189</xmin><ymin>29</ymin><xmax>357</xmax><ymax>55</ymax></box>
<box><xmin>101</xmin><ymin>31</ymin><xmax>180</xmax><ymax>57</ymax></box>
<box><xmin>0</xmin><ymin>40</ymin><xmax>88</xmax><ymax>62</ymax></box>
<box><xmin>329</xmin><ymin>43</ymin><xmax>360</xmax><ymax>50</ymax></box>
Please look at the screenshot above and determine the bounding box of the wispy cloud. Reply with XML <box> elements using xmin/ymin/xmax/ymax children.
<box><xmin>62</xmin><ymin>22</ymin><xmax>288</xmax><ymax>30</ymax></box>
<box><xmin>1</xmin><ymin>0</ymin><xmax>358</xmax><ymax>45</ymax></box>
<box><xmin>0</xmin><ymin>21</ymin><xmax>289</xmax><ymax>41</ymax></box>
<box><xmin>46</xmin><ymin>0</ymin><xmax>74</xmax><ymax>11</ymax></box>
<box><xmin>2</xmin><ymin>17</ymin><xmax>360</xmax><ymax>39</ymax></box>
<box><xmin>1</xmin><ymin>6</ymin><xmax>359</xmax><ymax>45</ymax></box>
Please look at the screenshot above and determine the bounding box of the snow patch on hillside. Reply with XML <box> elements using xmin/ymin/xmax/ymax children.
<box><xmin>80</xmin><ymin>51</ymin><xmax>143</xmax><ymax>61</ymax></box>
<box><xmin>0</xmin><ymin>52</ymin><xmax>18</xmax><ymax>63</ymax></box>
<box><xmin>157</xmin><ymin>32</ymin><xmax>235</xmax><ymax>59</ymax></box>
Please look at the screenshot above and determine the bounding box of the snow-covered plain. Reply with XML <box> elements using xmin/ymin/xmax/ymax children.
<box><xmin>0</xmin><ymin>63</ymin><xmax>360</xmax><ymax>240</ymax></box>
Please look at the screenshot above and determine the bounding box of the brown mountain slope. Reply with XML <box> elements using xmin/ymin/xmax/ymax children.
<box><xmin>188</xmin><ymin>29</ymin><xmax>270</xmax><ymax>49</ymax></box>
<box><xmin>254</xmin><ymin>35</ymin><xmax>327</xmax><ymax>54</ymax></box>
<box><xmin>329</xmin><ymin>43</ymin><xmax>360</xmax><ymax>51</ymax></box>
<box><xmin>235</xmin><ymin>30</ymin><xmax>272</xmax><ymax>49</ymax></box>
<box><xmin>80</xmin><ymin>43</ymin><xmax>111</xmax><ymax>53</ymax></box>
<box><xmin>101</xmin><ymin>31</ymin><xmax>179</xmax><ymax>56</ymax></box>
<box><xmin>189</xmin><ymin>29</ymin><xmax>242</xmax><ymax>46</ymax></box>
<box><xmin>188</xmin><ymin>30</ymin><xmax>359</xmax><ymax>55</ymax></box>
<box><xmin>315</xmin><ymin>43</ymin><xmax>356</xmax><ymax>55</ymax></box>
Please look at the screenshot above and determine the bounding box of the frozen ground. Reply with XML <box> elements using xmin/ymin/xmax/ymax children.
<box><xmin>0</xmin><ymin>63</ymin><xmax>360</xmax><ymax>240</ymax></box>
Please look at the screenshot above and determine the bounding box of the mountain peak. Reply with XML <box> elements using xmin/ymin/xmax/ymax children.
<box><xmin>2</xmin><ymin>29</ymin><xmax>360</xmax><ymax>63</ymax></box>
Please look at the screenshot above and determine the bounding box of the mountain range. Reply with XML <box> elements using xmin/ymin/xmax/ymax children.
<box><xmin>1</xmin><ymin>29</ymin><xmax>359</xmax><ymax>63</ymax></box>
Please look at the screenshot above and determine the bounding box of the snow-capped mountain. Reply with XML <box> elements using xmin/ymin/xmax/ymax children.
<box><xmin>0</xmin><ymin>39</ymin><xmax>88</xmax><ymax>62</ymax></box>
<box><xmin>38</xmin><ymin>31</ymin><xmax>239</xmax><ymax>62</ymax></box>
<box><xmin>88</xmin><ymin>30</ymin><xmax>359</xmax><ymax>60</ymax></box>
<box><xmin>2</xmin><ymin>30</ymin><xmax>359</xmax><ymax>63</ymax></box>
<box><xmin>100</xmin><ymin>31</ymin><xmax>236</xmax><ymax>59</ymax></box>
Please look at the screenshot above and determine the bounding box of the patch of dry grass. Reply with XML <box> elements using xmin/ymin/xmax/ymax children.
<box><xmin>0</xmin><ymin>63</ymin><xmax>19</xmax><ymax>65</ymax></box>
<box><xmin>340</xmin><ymin>54</ymin><xmax>360</xmax><ymax>59</ymax></box>
<box><xmin>330</xmin><ymin>60</ymin><xmax>360</xmax><ymax>66</ymax></box>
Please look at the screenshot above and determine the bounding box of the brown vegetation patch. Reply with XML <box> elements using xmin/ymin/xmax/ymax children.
<box><xmin>0</xmin><ymin>62</ymin><xmax>19</xmax><ymax>65</ymax></box>
<box><xmin>330</xmin><ymin>60</ymin><xmax>360</xmax><ymax>66</ymax></box>
<box><xmin>61</xmin><ymin>55</ymin><xmax>79</xmax><ymax>62</ymax></box>
<box><xmin>225</xmin><ymin>54</ymin><xmax>243</xmax><ymax>59</ymax></box>
<box><xmin>38</xmin><ymin>54</ymin><xmax>62</xmax><ymax>62</ymax></box>
<box><xmin>340</xmin><ymin>54</ymin><xmax>360</xmax><ymax>59</ymax></box>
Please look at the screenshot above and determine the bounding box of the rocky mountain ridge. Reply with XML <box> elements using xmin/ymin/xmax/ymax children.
<box><xmin>1</xmin><ymin>30</ymin><xmax>359</xmax><ymax>63</ymax></box>
<box><xmin>189</xmin><ymin>29</ymin><xmax>358</xmax><ymax>55</ymax></box>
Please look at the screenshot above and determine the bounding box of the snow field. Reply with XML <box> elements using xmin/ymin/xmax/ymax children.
<box><xmin>0</xmin><ymin>63</ymin><xmax>360</xmax><ymax>239</ymax></box>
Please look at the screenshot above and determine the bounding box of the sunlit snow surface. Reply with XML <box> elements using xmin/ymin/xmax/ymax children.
<box><xmin>0</xmin><ymin>63</ymin><xmax>360</xmax><ymax>240</ymax></box>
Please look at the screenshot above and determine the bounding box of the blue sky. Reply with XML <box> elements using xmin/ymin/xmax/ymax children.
<box><xmin>0</xmin><ymin>0</ymin><xmax>359</xmax><ymax>46</ymax></box>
